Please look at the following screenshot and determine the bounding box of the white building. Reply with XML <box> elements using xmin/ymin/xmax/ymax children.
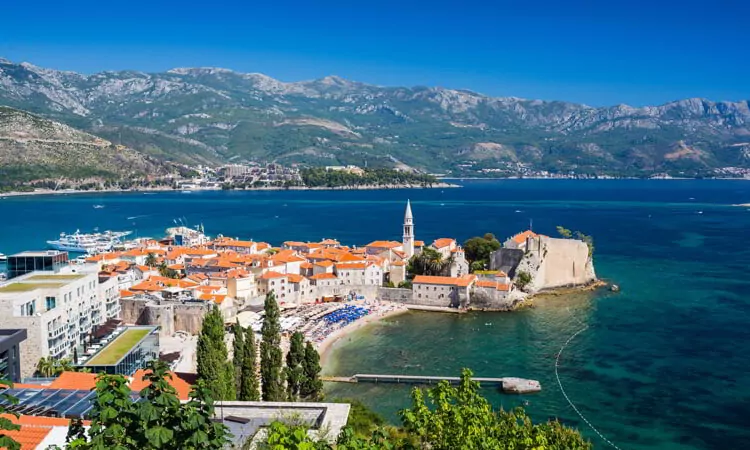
<box><xmin>335</xmin><ymin>263</ymin><xmax>383</xmax><ymax>286</ymax></box>
<box><xmin>0</xmin><ymin>268</ymin><xmax>119</xmax><ymax>378</ymax></box>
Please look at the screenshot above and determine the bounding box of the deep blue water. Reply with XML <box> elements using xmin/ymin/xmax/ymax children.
<box><xmin>1</xmin><ymin>180</ymin><xmax>749</xmax><ymax>450</ymax></box>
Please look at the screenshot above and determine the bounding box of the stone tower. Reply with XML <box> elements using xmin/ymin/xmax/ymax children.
<box><xmin>403</xmin><ymin>199</ymin><xmax>414</xmax><ymax>258</ymax></box>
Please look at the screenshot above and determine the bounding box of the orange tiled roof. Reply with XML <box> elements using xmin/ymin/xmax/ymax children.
<box><xmin>365</xmin><ymin>240</ymin><xmax>402</xmax><ymax>249</ymax></box>
<box><xmin>414</xmin><ymin>240</ymin><xmax>425</xmax><ymax>247</ymax></box>
<box><xmin>286</xmin><ymin>274</ymin><xmax>306</xmax><ymax>283</ymax></box>
<box><xmin>300</xmin><ymin>262</ymin><xmax>313</xmax><ymax>269</ymax></box>
<box><xmin>44</xmin><ymin>370</ymin><xmax>192</xmax><ymax>400</ymax></box>
<box><xmin>314</xmin><ymin>260</ymin><xmax>334</xmax><ymax>267</ymax></box>
<box><xmin>120</xmin><ymin>289</ymin><xmax>135</xmax><ymax>298</ymax></box>
<box><xmin>130</xmin><ymin>369</ymin><xmax>193</xmax><ymax>400</ymax></box>
<box><xmin>309</xmin><ymin>273</ymin><xmax>337</xmax><ymax>280</ymax></box>
<box><xmin>259</xmin><ymin>271</ymin><xmax>287</xmax><ymax>280</ymax></box>
<box><xmin>391</xmin><ymin>260</ymin><xmax>406</xmax><ymax>266</ymax></box>
<box><xmin>413</xmin><ymin>274</ymin><xmax>476</xmax><ymax>287</ymax></box>
<box><xmin>1</xmin><ymin>423</ymin><xmax>53</xmax><ymax>449</ymax></box>
<box><xmin>336</xmin><ymin>262</ymin><xmax>368</xmax><ymax>270</ymax></box>
<box><xmin>319</xmin><ymin>239</ymin><xmax>340</xmax><ymax>245</ymax></box>
<box><xmin>511</xmin><ymin>230</ymin><xmax>538</xmax><ymax>244</ymax></box>
<box><xmin>432</xmin><ymin>238</ymin><xmax>455</xmax><ymax>249</ymax></box>
<box><xmin>49</xmin><ymin>371</ymin><xmax>98</xmax><ymax>390</ymax></box>
<box><xmin>199</xmin><ymin>293</ymin><xmax>228</xmax><ymax>304</ymax></box>
<box><xmin>215</xmin><ymin>239</ymin><xmax>256</xmax><ymax>248</ymax></box>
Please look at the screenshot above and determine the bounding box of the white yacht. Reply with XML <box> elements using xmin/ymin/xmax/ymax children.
<box><xmin>47</xmin><ymin>230</ymin><xmax>132</xmax><ymax>254</ymax></box>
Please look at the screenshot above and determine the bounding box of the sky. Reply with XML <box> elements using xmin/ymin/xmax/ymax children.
<box><xmin>1</xmin><ymin>0</ymin><xmax>749</xmax><ymax>106</ymax></box>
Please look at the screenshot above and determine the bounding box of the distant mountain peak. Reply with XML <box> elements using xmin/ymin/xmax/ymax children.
<box><xmin>2</xmin><ymin>57</ymin><xmax>750</xmax><ymax>177</ymax></box>
<box><xmin>167</xmin><ymin>67</ymin><xmax>237</xmax><ymax>75</ymax></box>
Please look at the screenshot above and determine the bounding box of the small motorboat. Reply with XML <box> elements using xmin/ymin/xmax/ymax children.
<box><xmin>93</xmin><ymin>204</ymin><xmax>105</xmax><ymax>209</ymax></box>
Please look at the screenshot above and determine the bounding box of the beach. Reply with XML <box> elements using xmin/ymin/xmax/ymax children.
<box><xmin>312</xmin><ymin>301</ymin><xmax>408</xmax><ymax>369</ymax></box>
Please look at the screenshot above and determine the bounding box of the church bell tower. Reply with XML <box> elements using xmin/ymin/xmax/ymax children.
<box><xmin>403</xmin><ymin>200</ymin><xmax>414</xmax><ymax>258</ymax></box>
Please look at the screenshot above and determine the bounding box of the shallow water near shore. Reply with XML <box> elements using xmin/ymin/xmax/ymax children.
<box><xmin>1</xmin><ymin>179</ymin><xmax>750</xmax><ymax>449</ymax></box>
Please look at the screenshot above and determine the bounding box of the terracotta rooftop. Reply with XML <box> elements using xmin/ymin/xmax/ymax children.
<box><xmin>309</xmin><ymin>273</ymin><xmax>338</xmax><ymax>280</ymax></box>
<box><xmin>511</xmin><ymin>230</ymin><xmax>538</xmax><ymax>244</ymax></box>
<box><xmin>259</xmin><ymin>271</ymin><xmax>287</xmax><ymax>280</ymax></box>
<box><xmin>413</xmin><ymin>274</ymin><xmax>476</xmax><ymax>287</ymax></box>
<box><xmin>432</xmin><ymin>238</ymin><xmax>456</xmax><ymax>249</ymax></box>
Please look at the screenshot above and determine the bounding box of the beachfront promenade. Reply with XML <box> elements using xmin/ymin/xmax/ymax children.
<box><xmin>321</xmin><ymin>374</ymin><xmax>542</xmax><ymax>393</ymax></box>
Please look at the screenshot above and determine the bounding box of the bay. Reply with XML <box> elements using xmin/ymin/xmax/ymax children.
<box><xmin>1</xmin><ymin>179</ymin><xmax>749</xmax><ymax>450</ymax></box>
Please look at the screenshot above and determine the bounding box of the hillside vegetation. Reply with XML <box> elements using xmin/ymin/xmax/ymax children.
<box><xmin>0</xmin><ymin>106</ymin><xmax>169</xmax><ymax>186</ymax></box>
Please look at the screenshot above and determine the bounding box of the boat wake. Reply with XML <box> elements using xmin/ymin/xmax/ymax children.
<box><xmin>555</xmin><ymin>310</ymin><xmax>621</xmax><ymax>450</ymax></box>
<box><xmin>126</xmin><ymin>215</ymin><xmax>148</xmax><ymax>220</ymax></box>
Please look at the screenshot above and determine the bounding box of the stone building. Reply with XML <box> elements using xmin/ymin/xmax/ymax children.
<box><xmin>411</xmin><ymin>275</ymin><xmax>476</xmax><ymax>308</ymax></box>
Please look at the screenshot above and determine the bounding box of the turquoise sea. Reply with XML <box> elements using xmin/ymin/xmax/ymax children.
<box><xmin>1</xmin><ymin>180</ymin><xmax>749</xmax><ymax>450</ymax></box>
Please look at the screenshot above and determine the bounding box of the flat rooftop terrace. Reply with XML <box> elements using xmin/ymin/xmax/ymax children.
<box><xmin>24</xmin><ymin>274</ymin><xmax>85</xmax><ymax>281</ymax></box>
<box><xmin>85</xmin><ymin>328</ymin><xmax>152</xmax><ymax>366</ymax></box>
<box><xmin>0</xmin><ymin>282</ymin><xmax>66</xmax><ymax>293</ymax></box>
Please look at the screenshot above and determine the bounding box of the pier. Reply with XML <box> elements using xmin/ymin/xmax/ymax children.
<box><xmin>321</xmin><ymin>374</ymin><xmax>541</xmax><ymax>393</ymax></box>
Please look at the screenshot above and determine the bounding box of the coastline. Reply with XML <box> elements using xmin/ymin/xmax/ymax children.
<box><xmin>0</xmin><ymin>182</ymin><xmax>459</xmax><ymax>199</ymax></box>
<box><xmin>317</xmin><ymin>302</ymin><xmax>409</xmax><ymax>370</ymax></box>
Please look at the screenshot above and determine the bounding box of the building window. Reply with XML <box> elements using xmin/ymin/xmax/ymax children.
<box><xmin>46</xmin><ymin>297</ymin><xmax>57</xmax><ymax>310</ymax></box>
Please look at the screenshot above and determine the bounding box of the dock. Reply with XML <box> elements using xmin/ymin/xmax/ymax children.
<box><xmin>321</xmin><ymin>374</ymin><xmax>541</xmax><ymax>394</ymax></box>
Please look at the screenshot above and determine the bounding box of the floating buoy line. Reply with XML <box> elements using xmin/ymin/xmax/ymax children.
<box><xmin>555</xmin><ymin>310</ymin><xmax>623</xmax><ymax>450</ymax></box>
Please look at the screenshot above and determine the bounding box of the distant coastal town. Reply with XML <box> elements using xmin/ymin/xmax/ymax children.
<box><xmin>0</xmin><ymin>199</ymin><xmax>598</xmax><ymax>447</ymax></box>
<box><xmin>0</xmin><ymin>161</ymin><xmax>455</xmax><ymax>196</ymax></box>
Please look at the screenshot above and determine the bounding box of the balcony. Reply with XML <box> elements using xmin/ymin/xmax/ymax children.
<box><xmin>48</xmin><ymin>325</ymin><xmax>65</xmax><ymax>339</ymax></box>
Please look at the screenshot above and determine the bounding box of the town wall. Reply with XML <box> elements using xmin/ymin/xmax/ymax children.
<box><xmin>377</xmin><ymin>287</ymin><xmax>412</xmax><ymax>303</ymax></box>
<box><xmin>120</xmin><ymin>298</ymin><xmax>209</xmax><ymax>335</ymax></box>
<box><xmin>515</xmin><ymin>237</ymin><xmax>596</xmax><ymax>293</ymax></box>
<box><xmin>489</xmin><ymin>248</ymin><xmax>525</xmax><ymax>277</ymax></box>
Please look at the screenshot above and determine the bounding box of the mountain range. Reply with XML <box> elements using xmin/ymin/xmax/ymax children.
<box><xmin>2</xmin><ymin>57</ymin><xmax>750</xmax><ymax>177</ymax></box>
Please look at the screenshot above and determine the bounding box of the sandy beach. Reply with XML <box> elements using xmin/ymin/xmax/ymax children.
<box><xmin>315</xmin><ymin>301</ymin><xmax>409</xmax><ymax>369</ymax></box>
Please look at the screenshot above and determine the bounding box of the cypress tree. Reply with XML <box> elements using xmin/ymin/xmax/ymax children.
<box><xmin>240</xmin><ymin>326</ymin><xmax>260</xmax><ymax>401</ymax></box>
<box><xmin>197</xmin><ymin>306</ymin><xmax>231</xmax><ymax>400</ymax></box>
<box><xmin>300</xmin><ymin>342</ymin><xmax>323</xmax><ymax>401</ymax></box>
<box><xmin>285</xmin><ymin>331</ymin><xmax>305</xmax><ymax>400</ymax></box>
<box><xmin>222</xmin><ymin>362</ymin><xmax>236</xmax><ymax>400</ymax></box>
<box><xmin>260</xmin><ymin>292</ymin><xmax>284</xmax><ymax>401</ymax></box>
<box><xmin>232</xmin><ymin>322</ymin><xmax>245</xmax><ymax>391</ymax></box>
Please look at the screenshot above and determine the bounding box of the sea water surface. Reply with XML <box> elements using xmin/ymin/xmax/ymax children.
<box><xmin>1</xmin><ymin>180</ymin><xmax>749</xmax><ymax>450</ymax></box>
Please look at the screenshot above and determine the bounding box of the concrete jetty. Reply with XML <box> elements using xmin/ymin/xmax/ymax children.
<box><xmin>321</xmin><ymin>374</ymin><xmax>541</xmax><ymax>394</ymax></box>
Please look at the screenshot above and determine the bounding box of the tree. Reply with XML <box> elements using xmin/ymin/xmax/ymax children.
<box><xmin>300</xmin><ymin>342</ymin><xmax>323</xmax><ymax>401</ymax></box>
<box><xmin>232</xmin><ymin>322</ymin><xmax>245</xmax><ymax>392</ymax></box>
<box><xmin>556</xmin><ymin>226</ymin><xmax>573</xmax><ymax>239</ymax></box>
<box><xmin>260</xmin><ymin>292</ymin><xmax>284</xmax><ymax>401</ymax></box>
<box><xmin>240</xmin><ymin>326</ymin><xmax>260</xmax><ymax>401</ymax></box>
<box><xmin>197</xmin><ymin>306</ymin><xmax>234</xmax><ymax>400</ymax></box>
<box><xmin>574</xmin><ymin>231</ymin><xmax>595</xmax><ymax>258</ymax></box>
<box><xmin>145</xmin><ymin>252</ymin><xmax>158</xmax><ymax>268</ymax></box>
<box><xmin>515</xmin><ymin>270</ymin><xmax>533</xmax><ymax>290</ymax></box>
<box><xmin>463</xmin><ymin>234</ymin><xmax>501</xmax><ymax>271</ymax></box>
<box><xmin>397</xmin><ymin>280</ymin><xmax>412</xmax><ymax>289</ymax></box>
<box><xmin>66</xmin><ymin>361</ymin><xmax>231</xmax><ymax>449</ymax></box>
<box><xmin>0</xmin><ymin>379</ymin><xmax>20</xmax><ymax>450</ymax></box>
<box><xmin>263</xmin><ymin>369</ymin><xmax>590</xmax><ymax>449</ymax></box>
<box><xmin>66</xmin><ymin>418</ymin><xmax>86</xmax><ymax>443</ymax></box>
<box><xmin>408</xmin><ymin>247</ymin><xmax>448</xmax><ymax>276</ymax></box>
<box><xmin>285</xmin><ymin>332</ymin><xmax>306</xmax><ymax>401</ymax></box>
<box><xmin>399</xmin><ymin>368</ymin><xmax>591</xmax><ymax>450</ymax></box>
<box><xmin>36</xmin><ymin>356</ymin><xmax>56</xmax><ymax>378</ymax></box>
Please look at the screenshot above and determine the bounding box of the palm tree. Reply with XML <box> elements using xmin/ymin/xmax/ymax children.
<box><xmin>145</xmin><ymin>252</ymin><xmax>157</xmax><ymax>268</ymax></box>
<box><xmin>36</xmin><ymin>357</ymin><xmax>56</xmax><ymax>377</ymax></box>
<box><xmin>409</xmin><ymin>248</ymin><xmax>449</xmax><ymax>276</ymax></box>
<box><xmin>56</xmin><ymin>358</ymin><xmax>74</xmax><ymax>374</ymax></box>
